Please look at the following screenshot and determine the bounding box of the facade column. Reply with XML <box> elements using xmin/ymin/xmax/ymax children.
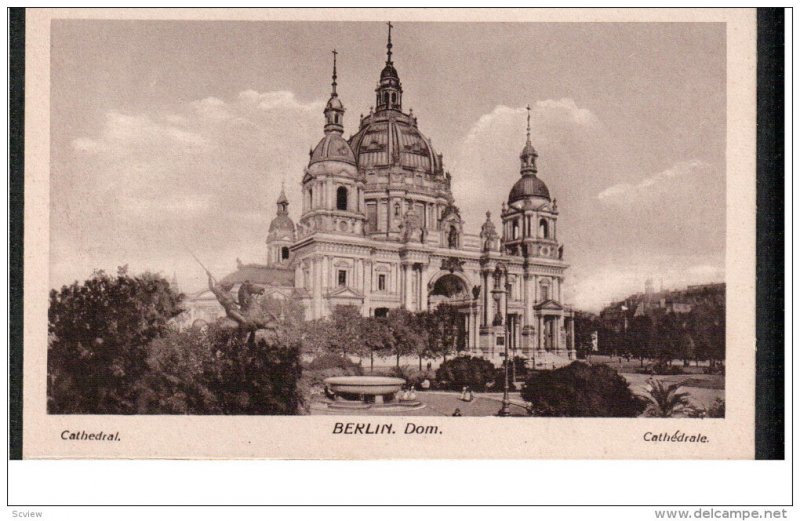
<box><xmin>470</xmin><ymin>305</ymin><xmax>477</xmax><ymax>351</ymax></box>
<box><xmin>400</xmin><ymin>264</ymin><xmax>405</xmax><ymax>306</ymax></box>
<box><xmin>417</xmin><ymin>265</ymin><xmax>427</xmax><ymax>312</ymax></box>
<box><xmin>403</xmin><ymin>264</ymin><xmax>413</xmax><ymax>309</ymax></box>
<box><xmin>362</xmin><ymin>259</ymin><xmax>372</xmax><ymax>317</ymax></box>
<box><xmin>389</xmin><ymin>196</ymin><xmax>396</xmax><ymax>231</ymax></box>
<box><xmin>569</xmin><ymin>317</ymin><xmax>575</xmax><ymax>352</ymax></box>
<box><xmin>522</xmin><ymin>274</ymin><xmax>531</xmax><ymax>327</ymax></box>
<box><xmin>312</xmin><ymin>256</ymin><xmax>323</xmax><ymax>319</ymax></box>
<box><xmin>498</xmin><ymin>270</ymin><xmax>507</xmax><ymax>326</ymax></box>
<box><xmin>538</xmin><ymin>315</ymin><xmax>544</xmax><ymax>351</ymax></box>
<box><xmin>481</xmin><ymin>270</ymin><xmax>490</xmax><ymax>326</ymax></box>
<box><xmin>555</xmin><ymin>316</ymin><xmax>562</xmax><ymax>351</ymax></box>
<box><xmin>321</xmin><ymin>255</ymin><xmax>328</xmax><ymax>292</ymax></box>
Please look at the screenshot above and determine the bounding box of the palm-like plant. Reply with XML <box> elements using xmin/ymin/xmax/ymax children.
<box><xmin>643</xmin><ymin>378</ymin><xmax>697</xmax><ymax>417</ymax></box>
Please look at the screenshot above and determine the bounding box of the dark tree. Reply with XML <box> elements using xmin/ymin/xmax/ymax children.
<box><xmin>385</xmin><ymin>308</ymin><xmax>424</xmax><ymax>368</ymax></box>
<box><xmin>690</xmin><ymin>303</ymin><xmax>725</xmax><ymax>364</ymax></box>
<box><xmin>435</xmin><ymin>355</ymin><xmax>497</xmax><ymax>391</ymax></box>
<box><xmin>573</xmin><ymin>311</ymin><xmax>600</xmax><ymax>359</ymax></box>
<box><xmin>360</xmin><ymin>316</ymin><xmax>392</xmax><ymax>373</ymax></box>
<box><xmin>325</xmin><ymin>305</ymin><xmax>369</xmax><ymax>359</ymax></box>
<box><xmin>418</xmin><ymin>304</ymin><xmax>463</xmax><ymax>365</ymax></box>
<box><xmin>627</xmin><ymin>315</ymin><xmax>655</xmax><ymax>366</ymax></box>
<box><xmin>521</xmin><ymin>362</ymin><xmax>646</xmax><ymax>417</ymax></box>
<box><xmin>201</xmin><ymin>325</ymin><xmax>302</xmax><ymax>415</ymax></box>
<box><xmin>48</xmin><ymin>267</ymin><xmax>183</xmax><ymax>414</ymax></box>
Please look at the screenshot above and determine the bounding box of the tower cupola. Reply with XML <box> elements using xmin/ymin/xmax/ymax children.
<box><xmin>375</xmin><ymin>22</ymin><xmax>403</xmax><ymax>112</ymax></box>
<box><xmin>324</xmin><ymin>49</ymin><xmax>345</xmax><ymax>134</ymax></box>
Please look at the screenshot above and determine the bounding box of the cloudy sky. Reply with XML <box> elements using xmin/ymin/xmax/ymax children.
<box><xmin>50</xmin><ymin>20</ymin><xmax>726</xmax><ymax>311</ymax></box>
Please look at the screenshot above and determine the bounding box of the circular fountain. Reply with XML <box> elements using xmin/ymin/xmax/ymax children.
<box><xmin>323</xmin><ymin>376</ymin><xmax>421</xmax><ymax>410</ymax></box>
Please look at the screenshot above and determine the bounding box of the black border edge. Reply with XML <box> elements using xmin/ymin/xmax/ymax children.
<box><xmin>755</xmin><ymin>7</ymin><xmax>785</xmax><ymax>460</ymax></box>
<box><xmin>9</xmin><ymin>7</ymin><xmax>25</xmax><ymax>461</ymax></box>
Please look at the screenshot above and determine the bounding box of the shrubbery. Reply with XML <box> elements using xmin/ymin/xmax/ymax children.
<box><xmin>406</xmin><ymin>369</ymin><xmax>436</xmax><ymax>389</ymax></box>
<box><xmin>48</xmin><ymin>268</ymin><xmax>183</xmax><ymax>414</ymax></box>
<box><xmin>381</xmin><ymin>366</ymin><xmax>436</xmax><ymax>389</ymax></box>
<box><xmin>435</xmin><ymin>356</ymin><xmax>498</xmax><ymax>391</ymax></box>
<box><xmin>304</xmin><ymin>353</ymin><xmax>363</xmax><ymax>374</ymax></box>
<box><xmin>638</xmin><ymin>363</ymin><xmax>685</xmax><ymax>375</ymax></box>
<box><xmin>48</xmin><ymin>268</ymin><xmax>304</xmax><ymax>415</ymax></box>
<box><xmin>521</xmin><ymin>362</ymin><xmax>646</xmax><ymax>417</ymax></box>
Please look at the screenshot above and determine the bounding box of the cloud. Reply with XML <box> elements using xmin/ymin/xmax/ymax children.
<box><xmin>52</xmin><ymin>89</ymin><xmax>326</xmax><ymax>291</ymax></box>
<box><xmin>452</xmin><ymin>100</ymin><xmax>609</xmax><ymax>231</ymax></box>
<box><xmin>71</xmin><ymin>137</ymin><xmax>99</xmax><ymax>154</ymax></box>
<box><xmin>598</xmin><ymin>160</ymin><xmax>710</xmax><ymax>203</ymax></box>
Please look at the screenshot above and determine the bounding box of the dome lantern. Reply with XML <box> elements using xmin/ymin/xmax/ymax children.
<box><xmin>375</xmin><ymin>22</ymin><xmax>403</xmax><ymax>113</ymax></box>
<box><xmin>520</xmin><ymin>104</ymin><xmax>538</xmax><ymax>174</ymax></box>
<box><xmin>324</xmin><ymin>49</ymin><xmax>345</xmax><ymax>134</ymax></box>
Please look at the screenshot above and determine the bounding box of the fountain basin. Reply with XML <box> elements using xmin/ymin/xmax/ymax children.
<box><xmin>324</xmin><ymin>376</ymin><xmax>405</xmax><ymax>396</ymax></box>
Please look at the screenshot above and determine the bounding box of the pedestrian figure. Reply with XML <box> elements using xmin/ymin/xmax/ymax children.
<box><xmin>452</xmin><ymin>408</ymin><xmax>463</xmax><ymax>417</ymax></box>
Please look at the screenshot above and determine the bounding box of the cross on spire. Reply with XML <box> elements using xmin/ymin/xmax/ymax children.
<box><xmin>331</xmin><ymin>49</ymin><xmax>338</xmax><ymax>95</ymax></box>
<box><xmin>386</xmin><ymin>21</ymin><xmax>393</xmax><ymax>63</ymax></box>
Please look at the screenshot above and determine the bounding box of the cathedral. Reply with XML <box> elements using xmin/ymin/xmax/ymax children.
<box><xmin>187</xmin><ymin>26</ymin><xmax>576</xmax><ymax>367</ymax></box>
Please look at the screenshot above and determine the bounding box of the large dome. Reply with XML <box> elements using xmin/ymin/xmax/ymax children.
<box><xmin>309</xmin><ymin>133</ymin><xmax>356</xmax><ymax>166</ymax></box>
<box><xmin>348</xmin><ymin>112</ymin><xmax>441</xmax><ymax>174</ymax></box>
<box><xmin>508</xmin><ymin>174</ymin><xmax>551</xmax><ymax>204</ymax></box>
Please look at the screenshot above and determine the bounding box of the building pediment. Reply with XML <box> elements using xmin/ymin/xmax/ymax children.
<box><xmin>326</xmin><ymin>286</ymin><xmax>365</xmax><ymax>299</ymax></box>
<box><xmin>534</xmin><ymin>299</ymin><xmax>564</xmax><ymax>311</ymax></box>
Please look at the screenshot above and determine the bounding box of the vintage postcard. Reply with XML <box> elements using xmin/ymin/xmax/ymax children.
<box><xmin>21</xmin><ymin>8</ymin><xmax>757</xmax><ymax>459</ymax></box>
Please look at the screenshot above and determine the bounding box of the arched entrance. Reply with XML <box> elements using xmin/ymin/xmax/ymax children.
<box><xmin>427</xmin><ymin>273</ymin><xmax>471</xmax><ymax>353</ymax></box>
<box><xmin>429</xmin><ymin>273</ymin><xmax>469</xmax><ymax>302</ymax></box>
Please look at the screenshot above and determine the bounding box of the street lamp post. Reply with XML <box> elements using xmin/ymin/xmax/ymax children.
<box><xmin>498</xmin><ymin>280</ymin><xmax>512</xmax><ymax>417</ymax></box>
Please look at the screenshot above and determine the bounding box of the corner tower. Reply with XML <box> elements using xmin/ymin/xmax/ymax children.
<box><xmin>501</xmin><ymin>106</ymin><xmax>561</xmax><ymax>261</ymax></box>
<box><xmin>267</xmin><ymin>184</ymin><xmax>296</xmax><ymax>266</ymax></box>
<box><xmin>296</xmin><ymin>50</ymin><xmax>365</xmax><ymax>240</ymax></box>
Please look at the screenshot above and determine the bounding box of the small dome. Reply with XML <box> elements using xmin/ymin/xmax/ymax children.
<box><xmin>326</xmin><ymin>96</ymin><xmax>344</xmax><ymax>111</ymax></box>
<box><xmin>310</xmin><ymin>133</ymin><xmax>356</xmax><ymax>166</ymax></box>
<box><xmin>381</xmin><ymin>63</ymin><xmax>399</xmax><ymax>80</ymax></box>
<box><xmin>508</xmin><ymin>174</ymin><xmax>550</xmax><ymax>204</ymax></box>
<box><xmin>269</xmin><ymin>214</ymin><xmax>295</xmax><ymax>233</ymax></box>
<box><xmin>520</xmin><ymin>141</ymin><xmax>537</xmax><ymax>159</ymax></box>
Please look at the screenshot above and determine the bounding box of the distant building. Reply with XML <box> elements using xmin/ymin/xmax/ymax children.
<box><xmin>600</xmin><ymin>281</ymin><xmax>724</xmax><ymax>331</ymax></box>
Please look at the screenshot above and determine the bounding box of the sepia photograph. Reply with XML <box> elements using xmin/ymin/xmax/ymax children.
<box><xmin>18</xmin><ymin>8</ymin><xmax>759</xmax><ymax>461</ymax></box>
